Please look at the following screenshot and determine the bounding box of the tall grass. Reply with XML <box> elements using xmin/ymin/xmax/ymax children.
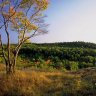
<box><xmin>0</xmin><ymin>64</ymin><xmax>96</xmax><ymax>96</ymax></box>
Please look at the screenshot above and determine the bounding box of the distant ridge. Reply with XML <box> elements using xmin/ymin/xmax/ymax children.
<box><xmin>34</xmin><ymin>41</ymin><xmax>96</xmax><ymax>49</ymax></box>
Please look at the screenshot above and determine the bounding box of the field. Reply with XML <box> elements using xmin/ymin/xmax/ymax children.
<box><xmin>0</xmin><ymin>64</ymin><xmax>96</xmax><ymax>96</ymax></box>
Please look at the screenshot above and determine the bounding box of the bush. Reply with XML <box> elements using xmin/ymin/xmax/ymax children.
<box><xmin>79</xmin><ymin>62</ymin><xmax>93</xmax><ymax>69</ymax></box>
<box><xmin>64</xmin><ymin>61</ymin><xmax>78</xmax><ymax>71</ymax></box>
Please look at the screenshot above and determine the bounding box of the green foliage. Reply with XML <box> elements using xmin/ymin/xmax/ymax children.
<box><xmin>0</xmin><ymin>57</ymin><xmax>3</xmax><ymax>63</ymax></box>
<box><xmin>62</xmin><ymin>60</ymin><xmax>78</xmax><ymax>71</ymax></box>
<box><xmin>1</xmin><ymin>42</ymin><xmax>96</xmax><ymax>70</ymax></box>
<box><xmin>38</xmin><ymin>41</ymin><xmax>96</xmax><ymax>49</ymax></box>
<box><xmin>17</xmin><ymin>42</ymin><xmax>96</xmax><ymax>70</ymax></box>
<box><xmin>79</xmin><ymin>62</ymin><xmax>93</xmax><ymax>69</ymax></box>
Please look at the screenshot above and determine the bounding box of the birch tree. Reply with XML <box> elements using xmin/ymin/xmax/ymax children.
<box><xmin>0</xmin><ymin>0</ymin><xmax>49</xmax><ymax>74</ymax></box>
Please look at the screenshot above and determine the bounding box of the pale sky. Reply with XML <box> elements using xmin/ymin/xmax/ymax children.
<box><xmin>31</xmin><ymin>0</ymin><xmax>96</xmax><ymax>43</ymax></box>
<box><xmin>1</xmin><ymin>0</ymin><xmax>96</xmax><ymax>43</ymax></box>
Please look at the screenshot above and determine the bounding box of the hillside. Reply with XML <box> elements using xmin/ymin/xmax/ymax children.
<box><xmin>36</xmin><ymin>41</ymin><xmax>96</xmax><ymax>49</ymax></box>
<box><xmin>16</xmin><ymin>42</ymin><xmax>96</xmax><ymax>70</ymax></box>
<box><xmin>1</xmin><ymin>41</ymin><xmax>96</xmax><ymax>71</ymax></box>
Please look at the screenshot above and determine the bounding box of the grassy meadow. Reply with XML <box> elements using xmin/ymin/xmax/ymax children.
<box><xmin>0</xmin><ymin>64</ymin><xmax>96</xmax><ymax>96</ymax></box>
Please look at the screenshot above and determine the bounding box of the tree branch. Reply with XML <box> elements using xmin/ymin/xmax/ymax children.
<box><xmin>0</xmin><ymin>0</ymin><xmax>21</xmax><ymax>31</ymax></box>
<box><xmin>29</xmin><ymin>8</ymin><xmax>41</xmax><ymax>21</ymax></box>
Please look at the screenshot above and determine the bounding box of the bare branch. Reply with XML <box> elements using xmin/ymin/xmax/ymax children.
<box><xmin>23</xmin><ymin>29</ymin><xmax>38</xmax><ymax>42</ymax></box>
<box><xmin>29</xmin><ymin>8</ymin><xmax>41</xmax><ymax>21</ymax></box>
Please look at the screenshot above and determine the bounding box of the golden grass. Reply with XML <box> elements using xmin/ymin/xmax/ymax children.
<box><xmin>0</xmin><ymin>64</ymin><xmax>5</xmax><ymax>71</ymax></box>
<box><xmin>0</xmin><ymin>64</ymin><xmax>96</xmax><ymax>96</ymax></box>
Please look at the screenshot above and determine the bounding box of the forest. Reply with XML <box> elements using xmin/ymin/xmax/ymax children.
<box><xmin>1</xmin><ymin>41</ymin><xmax>95</xmax><ymax>71</ymax></box>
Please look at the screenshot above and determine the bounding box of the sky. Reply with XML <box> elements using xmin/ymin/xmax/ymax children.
<box><xmin>31</xmin><ymin>0</ymin><xmax>96</xmax><ymax>43</ymax></box>
<box><xmin>1</xmin><ymin>0</ymin><xmax>96</xmax><ymax>43</ymax></box>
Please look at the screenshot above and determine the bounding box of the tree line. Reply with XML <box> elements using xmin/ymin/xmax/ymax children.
<box><xmin>18</xmin><ymin>42</ymin><xmax>96</xmax><ymax>70</ymax></box>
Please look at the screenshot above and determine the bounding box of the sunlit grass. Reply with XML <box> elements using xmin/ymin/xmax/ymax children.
<box><xmin>0</xmin><ymin>64</ymin><xmax>96</xmax><ymax>96</ymax></box>
<box><xmin>0</xmin><ymin>64</ymin><xmax>5</xmax><ymax>71</ymax></box>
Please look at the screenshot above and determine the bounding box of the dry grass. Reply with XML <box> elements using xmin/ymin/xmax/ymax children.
<box><xmin>0</xmin><ymin>64</ymin><xmax>96</xmax><ymax>96</ymax></box>
<box><xmin>0</xmin><ymin>64</ymin><xmax>5</xmax><ymax>71</ymax></box>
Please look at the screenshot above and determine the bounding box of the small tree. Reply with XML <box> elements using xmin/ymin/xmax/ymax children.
<box><xmin>0</xmin><ymin>0</ymin><xmax>49</xmax><ymax>74</ymax></box>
